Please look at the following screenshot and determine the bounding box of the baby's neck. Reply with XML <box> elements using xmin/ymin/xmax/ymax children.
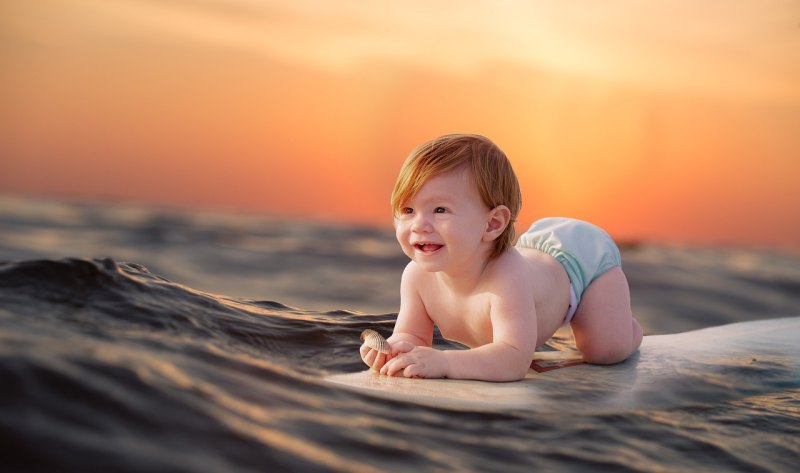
<box><xmin>435</xmin><ymin>255</ymin><xmax>492</xmax><ymax>295</ymax></box>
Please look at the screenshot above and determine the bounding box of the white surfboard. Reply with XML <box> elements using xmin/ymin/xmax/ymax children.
<box><xmin>325</xmin><ymin>317</ymin><xmax>800</xmax><ymax>413</ymax></box>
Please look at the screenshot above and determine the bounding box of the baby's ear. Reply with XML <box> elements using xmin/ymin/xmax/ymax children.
<box><xmin>483</xmin><ymin>205</ymin><xmax>511</xmax><ymax>241</ymax></box>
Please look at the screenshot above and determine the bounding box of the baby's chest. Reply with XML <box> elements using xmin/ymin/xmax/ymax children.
<box><xmin>428</xmin><ymin>298</ymin><xmax>493</xmax><ymax>348</ymax></box>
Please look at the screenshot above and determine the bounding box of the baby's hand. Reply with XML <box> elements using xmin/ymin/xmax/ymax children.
<box><xmin>360</xmin><ymin>342</ymin><xmax>392</xmax><ymax>371</ymax></box>
<box><xmin>359</xmin><ymin>329</ymin><xmax>392</xmax><ymax>371</ymax></box>
<box><xmin>380</xmin><ymin>342</ymin><xmax>448</xmax><ymax>378</ymax></box>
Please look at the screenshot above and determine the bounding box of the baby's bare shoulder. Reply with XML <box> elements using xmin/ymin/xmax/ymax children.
<box><xmin>483</xmin><ymin>249</ymin><xmax>533</xmax><ymax>287</ymax></box>
<box><xmin>401</xmin><ymin>261</ymin><xmax>437</xmax><ymax>291</ymax></box>
<box><xmin>402</xmin><ymin>260</ymin><xmax>431</xmax><ymax>281</ymax></box>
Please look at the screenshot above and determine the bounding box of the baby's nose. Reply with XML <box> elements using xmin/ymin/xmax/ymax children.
<box><xmin>411</xmin><ymin>214</ymin><xmax>432</xmax><ymax>232</ymax></box>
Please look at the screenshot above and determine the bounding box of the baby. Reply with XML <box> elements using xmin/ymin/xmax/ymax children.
<box><xmin>360</xmin><ymin>134</ymin><xmax>642</xmax><ymax>381</ymax></box>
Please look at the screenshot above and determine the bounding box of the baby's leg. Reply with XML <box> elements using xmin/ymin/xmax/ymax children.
<box><xmin>570</xmin><ymin>267</ymin><xmax>643</xmax><ymax>365</ymax></box>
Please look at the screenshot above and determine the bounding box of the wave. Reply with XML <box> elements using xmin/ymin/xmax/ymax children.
<box><xmin>1</xmin><ymin>196</ymin><xmax>799</xmax><ymax>472</ymax></box>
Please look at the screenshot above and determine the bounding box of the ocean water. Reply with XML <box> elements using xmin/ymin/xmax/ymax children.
<box><xmin>1</xmin><ymin>195</ymin><xmax>798</xmax><ymax>472</ymax></box>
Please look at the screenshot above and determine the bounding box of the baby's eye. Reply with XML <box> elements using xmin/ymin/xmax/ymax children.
<box><xmin>434</xmin><ymin>207</ymin><xmax>447</xmax><ymax>214</ymax></box>
<box><xmin>401</xmin><ymin>207</ymin><xmax>414</xmax><ymax>214</ymax></box>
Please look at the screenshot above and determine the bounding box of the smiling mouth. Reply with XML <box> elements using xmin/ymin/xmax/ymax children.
<box><xmin>414</xmin><ymin>243</ymin><xmax>443</xmax><ymax>253</ymax></box>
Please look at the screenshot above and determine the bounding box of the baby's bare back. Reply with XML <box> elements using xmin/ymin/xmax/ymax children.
<box><xmin>515</xmin><ymin>247</ymin><xmax>572</xmax><ymax>342</ymax></box>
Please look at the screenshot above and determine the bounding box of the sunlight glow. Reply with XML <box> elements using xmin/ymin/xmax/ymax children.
<box><xmin>1</xmin><ymin>0</ymin><xmax>798</xmax><ymax>246</ymax></box>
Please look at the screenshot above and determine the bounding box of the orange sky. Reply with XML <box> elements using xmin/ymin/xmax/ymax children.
<box><xmin>1</xmin><ymin>0</ymin><xmax>799</xmax><ymax>248</ymax></box>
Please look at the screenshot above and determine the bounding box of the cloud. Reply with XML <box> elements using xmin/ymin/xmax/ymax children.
<box><xmin>41</xmin><ymin>0</ymin><xmax>796</xmax><ymax>103</ymax></box>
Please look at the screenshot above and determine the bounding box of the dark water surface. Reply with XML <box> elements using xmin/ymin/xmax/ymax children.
<box><xmin>1</xmin><ymin>196</ymin><xmax>799</xmax><ymax>472</ymax></box>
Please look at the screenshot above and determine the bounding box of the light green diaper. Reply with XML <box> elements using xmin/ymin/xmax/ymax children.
<box><xmin>516</xmin><ymin>217</ymin><xmax>622</xmax><ymax>313</ymax></box>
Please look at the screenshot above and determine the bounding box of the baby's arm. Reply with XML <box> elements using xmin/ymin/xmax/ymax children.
<box><xmin>451</xmin><ymin>270</ymin><xmax>537</xmax><ymax>381</ymax></box>
<box><xmin>384</xmin><ymin>264</ymin><xmax>537</xmax><ymax>381</ymax></box>
<box><xmin>360</xmin><ymin>262</ymin><xmax>433</xmax><ymax>370</ymax></box>
<box><xmin>442</xmin><ymin>297</ymin><xmax>537</xmax><ymax>381</ymax></box>
<box><xmin>389</xmin><ymin>262</ymin><xmax>434</xmax><ymax>346</ymax></box>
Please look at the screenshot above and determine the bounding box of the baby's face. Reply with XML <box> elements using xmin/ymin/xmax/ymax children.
<box><xmin>394</xmin><ymin>167</ymin><xmax>492</xmax><ymax>272</ymax></box>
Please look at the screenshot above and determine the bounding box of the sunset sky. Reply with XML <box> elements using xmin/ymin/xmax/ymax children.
<box><xmin>1</xmin><ymin>0</ymin><xmax>799</xmax><ymax>247</ymax></box>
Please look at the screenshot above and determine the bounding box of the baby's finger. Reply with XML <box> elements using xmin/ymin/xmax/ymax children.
<box><xmin>380</xmin><ymin>356</ymin><xmax>398</xmax><ymax>376</ymax></box>
<box><xmin>385</xmin><ymin>355</ymin><xmax>409</xmax><ymax>377</ymax></box>
<box><xmin>360</xmin><ymin>343</ymin><xmax>378</xmax><ymax>359</ymax></box>
<box><xmin>362</xmin><ymin>348</ymin><xmax>377</xmax><ymax>367</ymax></box>
<box><xmin>379</xmin><ymin>357</ymin><xmax>393</xmax><ymax>375</ymax></box>
<box><xmin>371</xmin><ymin>352</ymin><xmax>385</xmax><ymax>371</ymax></box>
<box><xmin>403</xmin><ymin>364</ymin><xmax>422</xmax><ymax>378</ymax></box>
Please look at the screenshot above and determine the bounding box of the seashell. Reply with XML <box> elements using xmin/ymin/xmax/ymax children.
<box><xmin>360</xmin><ymin>329</ymin><xmax>390</xmax><ymax>354</ymax></box>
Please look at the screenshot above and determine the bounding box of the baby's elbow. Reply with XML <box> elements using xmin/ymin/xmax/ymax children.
<box><xmin>500</xmin><ymin>344</ymin><xmax>533</xmax><ymax>381</ymax></box>
<box><xmin>507</xmin><ymin>362</ymin><xmax>531</xmax><ymax>381</ymax></box>
<box><xmin>509</xmin><ymin>366</ymin><xmax>529</xmax><ymax>381</ymax></box>
<box><xmin>481</xmin><ymin>342</ymin><xmax>533</xmax><ymax>381</ymax></box>
<box><xmin>499</xmin><ymin>355</ymin><xmax>532</xmax><ymax>382</ymax></box>
<box><xmin>488</xmin><ymin>367</ymin><xmax>527</xmax><ymax>382</ymax></box>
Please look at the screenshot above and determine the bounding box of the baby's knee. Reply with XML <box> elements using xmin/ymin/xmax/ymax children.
<box><xmin>631</xmin><ymin>319</ymin><xmax>643</xmax><ymax>350</ymax></box>
<box><xmin>582</xmin><ymin>348</ymin><xmax>629</xmax><ymax>365</ymax></box>
<box><xmin>575</xmin><ymin>316</ymin><xmax>643</xmax><ymax>365</ymax></box>
<box><xmin>578</xmin><ymin>339</ymin><xmax>635</xmax><ymax>365</ymax></box>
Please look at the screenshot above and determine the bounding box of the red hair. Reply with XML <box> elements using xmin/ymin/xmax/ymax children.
<box><xmin>391</xmin><ymin>134</ymin><xmax>521</xmax><ymax>259</ymax></box>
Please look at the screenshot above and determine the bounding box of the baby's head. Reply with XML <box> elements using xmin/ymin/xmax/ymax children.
<box><xmin>391</xmin><ymin>134</ymin><xmax>521</xmax><ymax>259</ymax></box>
